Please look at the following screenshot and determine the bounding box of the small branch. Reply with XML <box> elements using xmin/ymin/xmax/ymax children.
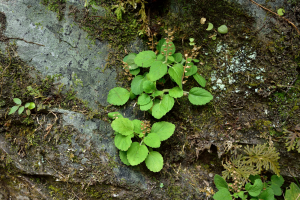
<box><xmin>249</xmin><ymin>0</ymin><xmax>300</xmax><ymax>35</ymax></box>
<box><xmin>4</xmin><ymin>37</ymin><xmax>44</xmax><ymax>46</ymax></box>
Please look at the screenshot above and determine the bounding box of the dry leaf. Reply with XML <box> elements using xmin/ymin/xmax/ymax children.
<box><xmin>200</xmin><ymin>18</ymin><xmax>206</xmax><ymax>24</ymax></box>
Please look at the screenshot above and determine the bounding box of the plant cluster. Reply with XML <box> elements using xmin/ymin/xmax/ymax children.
<box><xmin>213</xmin><ymin>174</ymin><xmax>300</xmax><ymax>200</ymax></box>
<box><xmin>8</xmin><ymin>98</ymin><xmax>35</xmax><ymax>116</ymax></box>
<box><xmin>108</xmin><ymin>112</ymin><xmax>175</xmax><ymax>172</ymax></box>
<box><xmin>107</xmin><ymin>29</ymin><xmax>213</xmax><ymax>119</ymax></box>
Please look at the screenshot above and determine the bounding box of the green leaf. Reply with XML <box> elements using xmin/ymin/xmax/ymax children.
<box><xmin>214</xmin><ymin>175</ymin><xmax>228</xmax><ymax>190</ymax></box>
<box><xmin>26</xmin><ymin>110</ymin><xmax>31</xmax><ymax>115</ymax></box>
<box><xmin>111</xmin><ymin>118</ymin><xmax>134</xmax><ymax>136</ymax></box>
<box><xmin>258</xmin><ymin>187</ymin><xmax>274</xmax><ymax>200</ymax></box>
<box><xmin>185</xmin><ymin>64</ymin><xmax>197</xmax><ymax>76</ymax></box>
<box><xmin>132</xmin><ymin>119</ymin><xmax>142</xmax><ymax>133</ymax></box>
<box><xmin>143</xmin><ymin>80</ymin><xmax>156</xmax><ymax>93</ymax></box>
<box><xmin>119</xmin><ymin>151</ymin><xmax>130</xmax><ymax>165</ymax></box>
<box><xmin>108</xmin><ymin>112</ymin><xmax>123</xmax><ymax>120</ymax></box>
<box><xmin>152</xmin><ymin>91</ymin><xmax>163</xmax><ymax>97</ymax></box>
<box><xmin>140</xmin><ymin>100</ymin><xmax>153</xmax><ymax>111</ymax></box>
<box><xmin>130</xmin><ymin>91</ymin><xmax>136</xmax><ymax>100</ymax></box>
<box><xmin>237</xmin><ymin>191</ymin><xmax>247</xmax><ymax>200</ymax></box>
<box><xmin>151</xmin><ymin>121</ymin><xmax>175</xmax><ymax>141</ymax></box>
<box><xmin>160</xmin><ymin>40</ymin><xmax>176</xmax><ymax>56</ymax></box>
<box><xmin>25</xmin><ymin>102</ymin><xmax>30</xmax><ymax>108</ymax></box>
<box><xmin>270</xmin><ymin>175</ymin><xmax>284</xmax><ymax>196</ymax></box>
<box><xmin>13</xmin><ymin>98</ymin><xmax>22</xmax><ymax>105</ymax></box>
<box><xmin>148</xmin><ymin>61</ymin><xmax>168</xmax><ymax>82</ymax></box>
<box><xmin>169</xmin><ymin>87</ymin><xmax>183</xmax><ymax>98</ymax></box>
<box><xmin>189</xmin><ymin>38</ymin><xmax>194</xmax><ymax>42</ymax></box>
<box><xmin>107</xmin><ymin>87</ymin><xmax>130</xmax><ymax>105</ymax></box>
<box><xmin>188</xmin><ymin>87</ymin><xmax>213</xmax><ymax>105</ymax></box>
<box><xmin>134</xmin><ymin>51</ymin><xmax>156</xmax><ymax>68</ymax></box>
<box><xmin>168</xmin><ymin>64</ymin><xmax>183</xmax><ymax>89</ymax></box>
<box><xmin>218</xmin><ymin>25</ymin><xmax>228</xmax><ymax>34</ymax></box>
<box><xmin>206</xmin><ymin>23</ymin><xmax>214</xmax><ymax>31</ymax></box>
<box><xmin>245</xmin><ymin>179</ymin><xmax>263</xmax><ymax>197</ymax></box>
<box><xmin>130</xmin><ymin>68</ymin><xmax>140</xmax><ymax>75</ymax></box>
<box><xmin>212</xmin><ymin>36</ymin><xmax>217</xmax><ymax>40</ymax></box>
<box><xmin>8</xmin><ymin>106</ymin><xmax>19</xmax><ymax>115</ymax></box>
<box><xmin>193</xmin><ymin>73</ymin><xmax>206</xmax><ymax>87</ymax></box>
<box><xmin>168</xmin><ymin>56</ymin><xmax>175</xmax><ymax>62</ymax></box>
<box><xmin>124</xmin><ymin>53</ymin><xmax>138</xmax><ymax>70</ymax></box>
<box><xmin>173</xmin><ymin>53</ymin><xmax>183</xmax><ymax>63</ymax></box>
<box><xmin>144</xmin><ymin>133</ymin><xmax>161</xmax><ymax>148</ymax></box>
<box><xmin>156</xmin><ymin>39</ymin><xmax>166</xmax><ymax>54</ymax></box>
<box><xmin>285</xmin><ymin>182</ymin><xmax>300</xmax><ymax>200</ymax></box>
<box><xmin>138</xmin><ymin>93</ymin><xmax>151</xmax><ymax>105</ymax></box>
<box><xmin>131</xmin><ymin>75</ymin><xmax>145</xmax><ymax>95</ymax></box>
<box><xmin>156</xmin><ymin>54</ymin><xmax>164</xmax><ymax>61</ymax></box>
<box><xmin>127</xmin><ymin>142</ymin><xmax>148</xmax><ymax>166</ymax></box>
<box><xmin>18</xmin><ymin>106</ymin><xmax>24</xmax><ymax>115</ymax></box>
<box><xmin>213</xmin><ymin>189</ymin><xmax>232</xmax><ymax>200</ymax></box>
<box><xmin>152</xmin><ymin>94</ymin><xmax>174</xmax><ymax>119</ymax></box>
<box><xmin>193</xmin><ymin>59</ymin><xmax>199</xmax><ymax>62</ymax></box>
<box><xmin>28</xmin><ymin>102</ymin><xmax>35</xmax><ymax>110</ymax></box>
<box><xmin>114</xmin><ymin>133</ymin><xmax>133</xmax><ymax>151</ymax></box>
<box><xmin>277</xmin><ymin>8</ymin><xmax>285</xmax><ymax>16</ymax></box>
<box><xmin>249</xmin><ymin>175</ymin><xmax>261</xmax><ymax>183</ymax></box>
<box><xmin>145</xmin><ymin>151</ymin><xmax>163</xmax><ymax>172</ymax></box>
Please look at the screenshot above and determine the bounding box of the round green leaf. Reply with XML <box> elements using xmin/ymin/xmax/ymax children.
<box><xmin>108</xmin><ymin>112</ymin><xmax>123</xmax><ymax>120</ymax></box>
<box><xmin>130</xmin><ymin>68</ymin><xmax>140</xmax><ymax>75</ymax></box>
<box><xmin>127</xmin><ymin>142</ymin><xmax>149</xmax><ymax>166</ymax></box>
<box><xmin>145</xmin><ymin>151</ymin><xmax>163</xmax><ymax>172</ymax></box>
<box><xmin>143</xmin><ymin>80</ymin><xmax>156</xmax><ymax>93</ymax></box>
<box><xmin>13</xmin><ymin>98</ymin><xmax>22</xmax><ymax>105</ymax></box>
<box><xmin>111</xmin><ymin>118</ymin><xmax>134</xmax><ymax>136</ymax></box>
<box><xmin>206</xmin><ymin>23</ymin><xmax>214</xmax><ymax>31</ymax></box>
<box><xmin>277</xmin><ymin>8</ymin><xmax>285</xmax><ymax>16</ymax></box>
<box><xmin>132</xmin><ymin>119</ymin><xmax>142</xmax><ymax>133</ymax></box>
<box><xmin>193</xmin><ymin>73</ymin><xmax>206</xmax><ymax>87</ymax></box>
<box><xmin>151</xmin><ymin>121</ymin><xmax>175</xmax><ymax>141</ymax></box>
<box><xmin>114</xmin><ymin>133</ymin><xmax>132</xmax><ymax>151</ymax></box>
<box><xmin>148</xmin><ymin>61</ymin><xmax>168</xmax><ymax>82</ymax></box>
<box><xmin>218</xmin><ymin>25</ymin><xmax>228</xmax><ymax>34</ymax></box>
<box><xmin>173</xmin><ymin>53</ymin><xmax>183</xmax><ymax>63</ymax></box>
<box><xmin>245</xmin><ymin>179</ymin><xmax>263</xmax><ymax>197</ymax></box>
<box><xmin>138</xmin><ymin>93</ymin><xmax>151</xmax><ymax>105</ymax></box>
<box><xmin>131</xmin><ymin>75</ymin><xmax>145</xmax><ymax>95</ymax></box>
<box><xmin>160</xmin><ymin>40</ymin><xmax>175</xmax><ymax>56</ymax></box>
<box><xmin>169</xmin><ymin>87</ymin><xmax>183</xmax><ymax>98</ymax></box>
<box><xmin>28</xmin><ymin>102</ymin><xmax>35</xmax><ymax>110</ymax></box>
<box><xmin>119</xmin><ymin>151</ymin><xmax>130</xmax><ymax>165</ymax></box>
<box><xmin>107</xmin><ymin>87</ymin><xmax>130</xmax><ymax>105</ymax></box>
<box><xmin>8</xmin><ymin>106</ymin><xmax>19</xmax><ymax>115</ymax></box>
<box><xmin>134</xmin><ymin>51</ymin><xmax>156</xmax><ymax>67</ymax></box>
<box><xmin>124</xmin><ymin>53</ymin><xmax>139</xmax><ymax>70</ymax></box>
<box><xmin>18</xmin><ymin>106</ymin><xmax>24</xmax><ymax>115</ymax></box>
<box><xmin>185</xmin><ymin>64</ymin><xmax>197</xmax><ymax>76</ymax></box>
<box><xmin>156</xmin><ymin>39</ymin><xmax>166</xmax><ymax>54</ymax></box>
<box><xmin>168</xmin><ymin>64</ymin><xmax>183</xmax><ymax>89</ymax></box>
<box><xmin>144</xmin><ymin>133</ymin><xmax>161</xmax><ymax>148</ymax></box>
<box><xmin>152</xmin><ymin>94</ymin><xmax>174</xmax><ymax>119</ymax></box>
<box><xmin>188</xmin><ymin>87</ymin><xmax>213</xmax><ymax>105</ymax></box>
<box><xmin>140</xmin><ymin>100</ymin><xmax>153</xmax><ymax>111</ymax></box>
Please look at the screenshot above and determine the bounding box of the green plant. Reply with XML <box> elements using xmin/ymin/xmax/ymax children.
<box><xmin>8</xmin><ymin>98</ymin><xmax>35</xmax><ymax>115</ymax></box>
<box><xmin>108</xmin><ymin>112</ymin><xmax>175</xmax><ymax>172</ymax></box>
<box><xmin>107</xmin><ymin>29</ymin><xmax>213</xmax><ymax>119</ymax></box>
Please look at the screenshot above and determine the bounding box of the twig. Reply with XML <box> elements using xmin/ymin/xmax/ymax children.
<box><xmin>249</xmin><ymin>0</ymin><xmax>300</xmax><ymax>35</ymax></box>
<box><xmin>44</xmin><ymin>111</ymin><xmax>58</xmax><ymax>139</ymax></box>
<box><xmin>4</xmin><ymin>37</ymin><xmax>44</xmax><ymax>46</ymax></box>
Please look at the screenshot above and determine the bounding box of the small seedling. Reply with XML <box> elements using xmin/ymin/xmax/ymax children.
<box><xmin>9</xmin><ymin>98</ymin><xmax>35</xmax><ymax>115</ymax></box>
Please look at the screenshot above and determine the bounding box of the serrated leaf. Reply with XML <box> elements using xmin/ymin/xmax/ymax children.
<box><xmin>270</xmin><ymin>175</ymin><xmax>284</xmax><ymax>196</ymax></box>
<box><xmin>148</xmin><ymin>61</ymin><xmax>167</xmax><ymax>82</ymax></box>
<box><xmin>188</xmin><ymin>87</ymin><xmax>213</xmax><ymax>105</ymax></box>
<box><xmin>152</xmin><ymin>91</ymin><xmax>163</xmax><ymax>97</ymax></box>
<box><xmin>169</xmin><ymin>87</ymin><xmax>183</xmax><ymax>98</ymax></box>
<box><xmin>152</xmin><ymin>94</ymin><xmax>174</xmax><ymax>119</ymax></box>
<box><xmin>144</xmin><ymin>133</ymin><xmax>161</xmax><ymax>148</ymax></box>
<box><xmin>111</xmin><ymin>118</ymin><xmax>134</xmax><ymax>136</ymax></box>
<box><xmin>8</xmin><ymin>106</ymin><xmax>19</xmax><ymax>115</ymax></box>
<box><xmin>138</xmin><ymin>93</ymin><xmax>151</xmax><ymax>105</ymax></box>
<box><xmin>185</xmin><ymin>64</ymin><xmax>197</xmax><ymax>76</ymax></box>
<box><xmin>214</xmin><ymin>175</ymin><xmax>228</xmax><ymax>190</ymax></box>
<box><xmin>285</xmin><ymin>182</ymin><xmax>300</xmax><ymax>200</ymax></box>
<box><xmin>119</xmin><ymin>151</ymin><xmax>130</xmax><ymax>165</ymax></box>
<box><xmin>18</xmin><ymin>106</ymin><xmax>24</xmax><ymax>115</ymax></box>
<box><xmin>13</xmin><ymin>98</ymin><xmax>22</xmax><ymax>105</ymax></box>
<box><xmin>131</xmin><ymin>75</ymin><xmax>145</xmax><ymax>95</ymax></box>
<box><xmin>258</xmin><ymin>187</ymin><xmax>274</xmax><ymax>200</ymax></box>
<box><xmin>168</xmin><ymin>64</ymin><xmax>183</xmax><ymax>89</ymax></box>
<box><xmin>173</xmin><ymin>53</ymin><xmax>183</xmax><ymax>63</ymax></box>
<box><xmin>127</xmin><ymin>142</ymin><xmax>148</xmax><ymax>166</ymax></box>
<box><xmin>143</xmin><ymin>80</ymin><xmax>156</xmax><ymax>93</ymax></box>
<box><xmin>245</xmin><ymin>179</ymin><xmax>263</xmax><ymax>197</ymax></box>
<box><xmin>134</xmin><ymin>51</ymin><xmax>156</xmax><ymax>67</ymax></box>
<box><xmin>206</xmin><ymin>23</ymin><xmax>214</xmax><ymax>31</ymax></box>
<box><xmin>140</xmin><ymin>100</ymin><xmax>153</xmax><ymax>111</ymax></box>
<box><xmin>151</xmin><ymin>121</ymin><xmax>175</xmax><ymax>141</ymax></box>
<box><xmin>213</xmin><ymin>189</ymin><xmax>232</xmax><ymax>200</ymax></box>
<box><xmin>107</xmin><ymin>87</ymin><xmax>130</xmax><ymax>105</ymax></box>
<box><xmin>130</xmin><ymin>68</ymin><xmax>140</xmax><ymax>75</ymax></box>
<box><xmin>132</xmin><ymin>119</ymin><xmax>142</xmax><ymax>133</ymax></box>
<box><xmin>28</xmin><ymin>102</ymin><xmax>35</xmax><ymax>110</ymax></box>
<box><xmin>145</xmin><ymin>151</ymin><xmax>163</xmax><ymax>172</ymax></box>
<box><xmin>218</xmin><ymin>25</ymin><xmax>228</xmax><ymax>34</ymax></box>
<box><xmin>156</xmin><ymin>39</ymin><xmax>166</xmax><ymax>54</ymax></box>
<box><xmin>108</xmin><ymin>112</ymin><xmax>123</xmax><ymax>119</ymax></box>
<box><xmin>114</xmin><ymin>133</ymin><xmax>132</xmax><ymax>151</ymax></box>
<box><xmin>193</xmin><ymin>73</ymin><xmax>206</xmax><ymax>87</ymax></box>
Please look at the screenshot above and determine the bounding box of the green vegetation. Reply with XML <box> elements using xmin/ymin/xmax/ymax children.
<box><xmin>108</xmin><ymin>112</ymin><xmax>175</xmax><ymax>172</ymax></box>
<box><xmin>8</xmin><ymin>98</ymin><xmax>35</xmax><ymax>115</ymax></box>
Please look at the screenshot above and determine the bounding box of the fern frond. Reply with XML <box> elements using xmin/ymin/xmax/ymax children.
<box><xmin>284</xmin><ymin>129</ymin><xmax>300</xmax><ymax>153</ymax></box>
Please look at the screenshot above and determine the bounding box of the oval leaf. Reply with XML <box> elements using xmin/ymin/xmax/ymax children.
<box><xmin>130</xmin><ymin>68</ymin><xmax>140</xmax><ymax>75</ymax></box>
<box><xmin>193</xmin><ymin>73</ymin><xmax>206</xmax><ymax>87</ymax></box>
<box><xmin>127</xmin><ymin>142</ymin><xmax>148</xmax><ymax>166</ymax></box>
<box><xmin>173</xmin><ymin>53</ymin><xmax>183</xmax><ymax>63</ymax></box>
<box><xmin>8</xmin><ymin>106</ymin><xmax>19</xmax><ymax>115</ymax></box>
<box><xmin>185</xmin><ymin>64</ymin><xmax>197</xmax><ymax>76</ymax></box>
<box><xmin>138</xmin><ymin>93</ymin><xmax>151</xmax><ymax>105</ymax></box>
<box><xmin>169</xmin><ymin>87</ymin><xmax>183</xmax><ymax>98</ymax></box>
<box><xmin>206</xmin><ymin>23</ymin><xmax>214</xmax><ymax>31</ymax></box>
<box><xmin>114</xmin><ymin>133</ymin><xmax>132</xmax><ymax>151</ymax></box>
<box><xmin>188</xmin><ymin>87</ymin><xmax>213</xmax><ymax>105</ymax></box>
<box><xmin>13</xmin><ymin>98</ymin><xmax>22</xmax><ymax>105</ymax></box>
<box><xmin>132</xmin><ymin>119</ymin><xmax>142</xmax><ymax>133</ymax></box>
<box><xmin>148</xmin><ymin>61</ymin><xmax>167</xmax><ymax>81</ymax></box>
<box><xmin>168</xmin><ymin>64</ymin><xmax>183</xmax><ymax>89</ymax></box>
<box><xmin>152</xmin><ymin>94</ymin><xmax>174</xmax><ymax>119</ymax></box>
<box><xmin>28</xmin><ymin>102</ymin><xmax>35</xmax><ymax>110</ymax></box>
<box><xmin>145</xmin><ymin>151</ymin><xmax>163</xmax><ymax>172</ymax></box>
<box><xmin>218</xmin><ymin>25</ymin><xmax>228</xmax><ymax>34</ymax></box>
<box><xmin>18</xmin><ymin>106</ymin><xmax>24</xmax><ymax>115</ymax></box>
<box><xmin>143</xmin><ymin>80</ymin><xmax>156</xmax><ymax>93</ymax></box>
<box><xmin>119</xmin><ymin>151</ymin><xmax>130</xmax><ymax>165</ymax></box>
<box><xmin>144</xmin><ymin>133</ymin><xmax>161</xmax><ymax>148</ymax></box>
<box><xmin>108</xmin><ymin>112</ymin><xmax>123</xmax><ymax>120</ymax></box>
<box><xmin>160</xmin><ymin>40</ymin><xmax>175</xmax><ymax>56</ymax></box>
<box><xmin>140</xmin><ymin>100</ymin><xmax>153</xmax><ymax>111</ymax></box>
<box><xmin>214</xmin><ymin>174</ymin><xmax>228</xmax><ymax>190</ymax></box>
<box><xmin>111</xmin><ymin>118</ymin><xmax>134</xmax><ymax>136</ymax></box>
<box><xmin>107</xmin><ymin>87</ymin><xmax>130</xmax><ymax>105</ymax></box>
<box><xmin>151</xmin><ymin>121</ymin><xmax>175</xmax><ymax>141</ymax></box>
<box><xmin>134</xmin><ymin>51</ymin><xmax>156</xmax><ymax>68</ymax></box>
<box><xmin>131</xmin><ymin>75</ymin><xmax>145</xmax><ymax>95</ymax></box>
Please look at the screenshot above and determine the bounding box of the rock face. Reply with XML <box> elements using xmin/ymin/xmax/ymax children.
<box><xmin>0</xmin><ymin>0</ymin><xmax>300</xmax><ymax>199</ymax></box>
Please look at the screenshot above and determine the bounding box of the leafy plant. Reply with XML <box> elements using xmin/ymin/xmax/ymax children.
<box><xmin>107</xmin><ymin>29</ymin><xmax>213</xmax><ymax>119</ymax></box>
<box><xmin>108</xmin><ymin>112</ymin><xmax>175</xmax><ymax>172</ymax></box>
<box><xmin>284</xmin><ymin>127</ymin><xmax>300</xmax><ymax>153</ymax></box>
<box><xmin>8</xmin><ymin>98</ymin><xmax>35</xmax><ymax>115</ymax></box>
<box><xmin>200</xmin><ymin>18</ymin><xmax>228</xmax><ymax>40</ymax></box>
